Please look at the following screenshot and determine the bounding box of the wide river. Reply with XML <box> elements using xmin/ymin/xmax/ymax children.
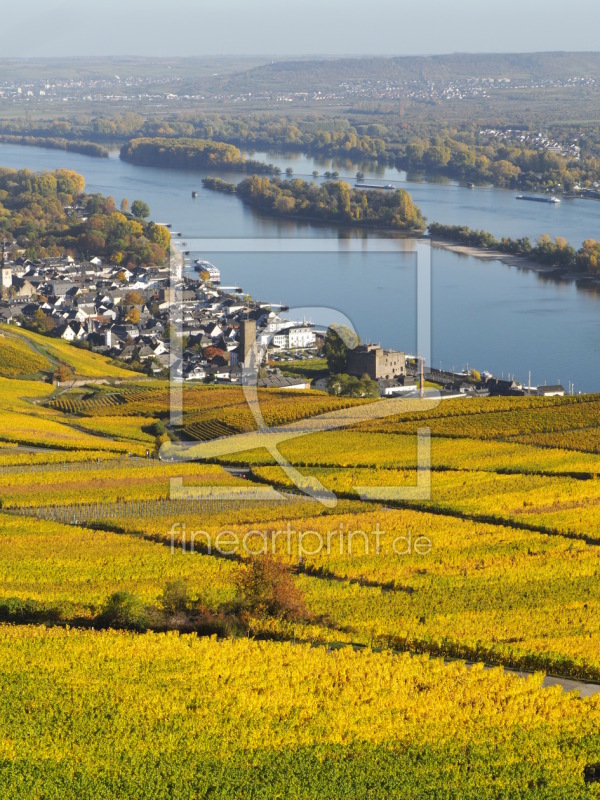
<box><xmin>1</xmin><ymin>142</ymin><xmax>600</xmax><ymax>391</ymax></box>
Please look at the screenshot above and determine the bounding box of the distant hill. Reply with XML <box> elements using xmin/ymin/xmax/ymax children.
<box><xmin>199</xmin><ymin>52</ymin><xmax>600</xmax><ymax>95</ymax></box>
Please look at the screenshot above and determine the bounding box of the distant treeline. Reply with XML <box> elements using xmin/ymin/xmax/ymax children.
<box><xmin>4</xmin><ymin>112</ymin><xmax>600</xmax><ymax>193</ymax></box>
<box><xmin>429</xmin><ymin>222</ymin><xmax>600</xmax><ymax>275</ymax></box>
<box><xmin>120</xmin><ymin>137</ymin><xmax>279</xmax><ymax>174</ymax></box>
<box><xmin>204</xmin><ymin>174</ymin><xmax>425</xmax><ymax>232</ymax></box>
<box><xmin>0</xmin><ymin>134</ymin><xmax>108</xmax><ymax>157</ymax></box>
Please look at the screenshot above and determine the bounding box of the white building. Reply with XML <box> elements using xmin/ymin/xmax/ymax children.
<box><xmin>1</xmin><ymin>266</ymin><xmax>12</xmax><ymax>290</ymax></box>
<box><xmin>272</xmin><ymin>322</ymin><xmax>316</xmax><ymax>350</ymax></box>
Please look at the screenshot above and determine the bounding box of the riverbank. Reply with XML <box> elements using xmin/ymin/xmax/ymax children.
<box><xmin>430</xmin><ymin>238</ymin><xmax>559</xmax><ymax>274</ymax></box>
<box><xmin>429</xmin><ymin>236</ymin><xmax>600</xmax><ymax>289</ymax></box>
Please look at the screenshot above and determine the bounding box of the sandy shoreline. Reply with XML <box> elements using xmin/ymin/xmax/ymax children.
<box><xmin>430</xmin><ymin>238</ymin><xmax>560</xmax><ymax>274</ymax></box>
<box><xmin>429</xmin><ymin>238</ymin><xmax>600</xmax><ymax>289</ymax></box>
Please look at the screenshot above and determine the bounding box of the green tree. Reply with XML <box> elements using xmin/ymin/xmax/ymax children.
<box><xmin>160</xmin><ymin>580</ymin><xmax>189</xmax><ymax>615</ymax></box>
<box><xmin>98</xmin><ymin>591</ymin><xmax>150</xmax><ymax>631</ymax></box>
<box><xmin>130</xmin><ymin>200</ymin><xmax>150</xmax><ymax>219</ymax></box>
<box><xmin>323</xmin><ymin>324</ymin><xmax>360</xmax><ymax>373</ymax></box>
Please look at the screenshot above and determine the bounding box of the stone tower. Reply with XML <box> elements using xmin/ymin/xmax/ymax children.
<box><xmin>239</xmin><ymin>319</ymin><xmax>257</xmax><ymax>367</ymax></box>
<box><xmin>1</xmin><ymin>265</ymin><xmax>12</xmax><ymax>292</ymax></box>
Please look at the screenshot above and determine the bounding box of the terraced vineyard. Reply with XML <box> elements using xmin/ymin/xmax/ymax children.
<box><xmin>4</xmin><ymin>370</ymin><xmax>600</xmax><ymax>797</ymax></box>
<box><xmin>182</xmin><ymin>418</ymin><xmax>240</xmax><ymax>441</ymax></box>
<box><xmin>0</xmin><ymin>324</ymin><xmax>135</xmax><ymax>378</ymax></box>
<box><xmin>49</xmin><ymin>390</ymin><xmax>129</xmax><ymax>415</ymax></box>
<box><xmin>0</xmin><ymin>333</ymin><xmax>51</xmax><ymax>377</ymax></box>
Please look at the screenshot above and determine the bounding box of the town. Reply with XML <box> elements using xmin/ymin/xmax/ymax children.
<box><xmin>0</xmin><ymin>246</ymin><xmax>567</xmax><ymax>399</ymax></box>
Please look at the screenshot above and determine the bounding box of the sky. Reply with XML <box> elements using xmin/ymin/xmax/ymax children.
<box><xmin>6</xmin><ymin>0</ymin><xmax>600</xmax><ymax>57</ymax></box>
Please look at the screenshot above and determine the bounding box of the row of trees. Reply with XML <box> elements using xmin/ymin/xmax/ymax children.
<box><xmin>400</xmin><ymin>135</ymin><xmax>580</xmax><ymax>191</ymax></box>
<box><xmin>429</xmin><ymin>222</ymin><xmax>600</xmax><ymax>274</ymax></box>
<box><xmin>201</xmin><ymin>176</ymin><xmax>238</xmax><ymax>194</ymax></box>
<box><xmin>235</xmin><ymin>176</ymin><xmax>426</xmax><ymax>231</ymax></box>
<box><xmin>0</xmin><ymin>134</ymin><xmax>108</xmax><ymax>158</ymax></box>
<box><xmin>98</xmin><ymin>555</ymin><xmax>308</xmax><ymax>634</ymax></box>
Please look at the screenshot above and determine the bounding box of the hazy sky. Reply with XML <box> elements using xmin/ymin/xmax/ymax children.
<box><xmin>7</xmin><ymin>0</ymin><xmax>600</xmax><ymax>57</ymax></box>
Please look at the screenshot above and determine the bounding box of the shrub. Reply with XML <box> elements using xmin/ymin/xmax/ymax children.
<box><xmin>98</xmin><ymin>591</ymin><xmax>151</xmax><ymax>631</ymax></box>
<box><xmin>235</xmin><ymin>556</ymin><xmax>308</xmax><ymax>622</ymax></box>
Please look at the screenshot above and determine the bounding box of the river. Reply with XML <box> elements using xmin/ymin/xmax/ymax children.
<box><xmin>0</xmin><ymin>142</ymin><xmax>599</xmax><ymax>391</ymax></box>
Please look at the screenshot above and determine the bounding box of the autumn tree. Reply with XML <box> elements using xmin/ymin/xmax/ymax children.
<box><xmin>147</xmin><ymin>222</ymin><xmax>171</xmax><ymax>251</ymax></box>
<box><xmin>235</xmin><ymin>556</ymin><xmax>308</xmax><ymax>621</ymax></box>
<box><xmin>126</xmin><ymin>307</ymin><xmax>141</xmax><ymax>325</ymax></box>
<box><xmin>54</xmin><ymin>364</ymin><xmax>74</xmax><ymax>383</ymax></box>
<box><xmin>124</xmin><ymin>291</ymin><xmax>144</xmax><ymax>306</ymax></box>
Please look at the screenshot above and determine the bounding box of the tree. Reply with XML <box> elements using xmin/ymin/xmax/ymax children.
<box><xmin>32</xmin><ymin>308</ymin><xmax>56</xmax><ymax>334</ymax></box>
<box><xmin>120</xmin><ymin>198</ymin><xmax>130</xmax><ymax>213</ymax></box>
<box><xmin>274</xmin><ymin>195</ymin><xmax>296</xmax><ymax>214</ymax></box>
<box><xmin>126</xmin><ymin>307</ymin><xmax>140</xmax><ymax>324</ymax></box>
<box><xmin>54</xmin><ymin>364</ymin><xmax>74</xmax><ymax>383</ymax></box>
<box><xmin>323</xmin><ymin>324</ymin><xmax>360</xmax><ymax>374</ymax></box>
<box><xmin>327</xmin><ymin>372</ymin><xmax>379</xmax><ymax>398</ymax></box>
<box><xmin>285</xmin><ymin>167</ymin><xmax>294</xmax><ymax>176</ymax></box>
<box><xmin>160</xmin><ymin>580</ymin><xmax>189</xmax><ymax>615</ymax></box>
<box><xmin>130</xmin><ymin>200</ymin><xmax>150</xmax><ymax>219</ymax></box>
<box><xmin>235</xmin><ymin>556</ymin><xmax>307</xmax><ymax>621</ymax></box>
<box><xmin>99</xmin><ymin>591</ymin><xmax>150</xmax><ymax>631</ymax></box>
<box><xmin>147</xmin><ymin>223</ymin><xmax>170</xmax><ymax>251</ymax></box>
<box><xmin>124</xmin><ymin>290</ymin><xmax>144</xmax><ymax>306</ymax></box>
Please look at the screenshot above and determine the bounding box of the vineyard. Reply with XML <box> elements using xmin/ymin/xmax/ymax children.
<box><xmin>0</xmin><ymin>324</ymin><xmax>135</xmax><ymax>378</ymax></box>
<box><xmin>0</xmin><ymin>628</ymin><xmax>599</xmax><ymax>798</ymax></box>
<box><xmin>0</xmin><ymin>460</ymin><xmax>244</xmax><ymax>508</ymax></box>
<box><xmin>3</xmin><ymin>370</ymin><xmax>600</xmax><ymax>795</ymax></box>
<box><xmin>0</xmin><ymin>333</ymin><xmax>51</xmax><ymax>377</ymax></box>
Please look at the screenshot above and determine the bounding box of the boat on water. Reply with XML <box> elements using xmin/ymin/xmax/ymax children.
<box><xmin>192</xmin><ymin>191</ymin><xmax>198</xmax><ymax>198</ymax></box>
<box><xmin>355</xmin><ymin>183</ymin><xmax>397</xmax><ymax>191</ymax></box>
<box><xmin>516</xmin><ymin>195</ymin><xmax>561</xmax><ymax>204</ymax></box>
<box><xmin>194</xmin><ymin>260</ymin><xmax>221</xmax><ymax>283</ymax></box>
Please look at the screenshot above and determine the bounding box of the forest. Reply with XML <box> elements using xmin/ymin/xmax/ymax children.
<box><xmin>0</xmin><ymin>167</ymin><xmax>169</xmax><ymax>265</ymax></box>
<box><xmin>230</xmin><ymin>175</ymin><xmax>426</xmax><ymax>231</ymax></box>
<box><xmin>120</xmin><ymin>136</ymin><xmax>279</xmax><ymax>173</ymax></box>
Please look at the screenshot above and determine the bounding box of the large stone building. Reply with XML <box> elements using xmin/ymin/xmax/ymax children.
<box><xmin>346</xmin><ymin>344</ymin><xmax>406</xmax><ymax>381</ymax></box>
